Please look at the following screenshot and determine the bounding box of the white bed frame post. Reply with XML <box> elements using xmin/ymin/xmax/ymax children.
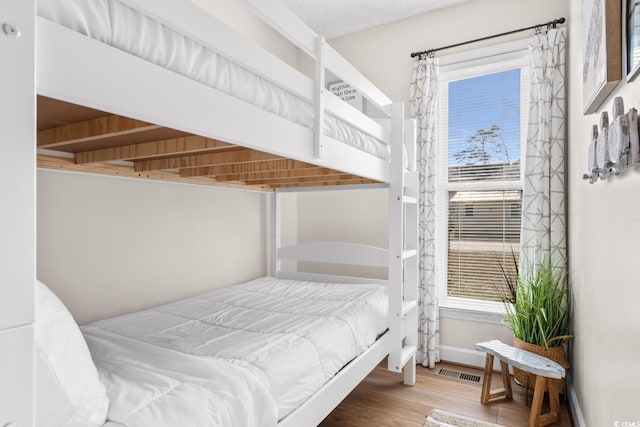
<box><xmin>270</xmin><ymin>190</ymin><xmax>282</xmax><ymax>278</ymax></box>
<box><xmin>387</xmin><ymin>103</ymin><xmax>418</xmax><ymax>385</ymax></box>
<box><xmin>0</xmin><ymin>0</ymin><xmax>35</xmax><ymax>424</ymax></box>
<box><xmin>314</xmin><ymin>35</ymin><xmax>326</xmax><ymax>158</ymax></box>
<box><xmin>403</xmin><ymin>118</ymin><xmax>419</xmax><ymax>384</ymax></box>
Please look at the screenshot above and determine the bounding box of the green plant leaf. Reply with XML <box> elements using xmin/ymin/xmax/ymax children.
<box><xmin>501</xmin><ymin>256</ymin><xmax>571</xmax><ymax>347</ymax></box>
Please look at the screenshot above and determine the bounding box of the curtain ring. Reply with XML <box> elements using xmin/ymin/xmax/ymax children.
<box><xmin>534</xmin><ymin>25</ymin><xmax>542</xmax><ymax>35</ymax></box>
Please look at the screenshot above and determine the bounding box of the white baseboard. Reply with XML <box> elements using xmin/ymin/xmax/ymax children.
<box><xmin>567</xmin><ymin>377</ymin><xmax>586</xmax><ymax>427</ymax></box>
<box><xmin>439</xmin><ymin>345</ymin><xmax>501</xmax><ymax>370</ymax></box>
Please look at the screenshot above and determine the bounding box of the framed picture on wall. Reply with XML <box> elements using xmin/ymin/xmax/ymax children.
<box><xmin>626</xmin><ymin>0</ymin><xmax>640</xmax><ymax>81</ymax></box>
<box><xmin>582</xmin><ymin>0</ymin><xmax>622</xmax><ymax>114</ymax></box>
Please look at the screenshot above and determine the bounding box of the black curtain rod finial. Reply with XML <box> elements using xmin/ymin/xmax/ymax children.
<box><xmin>410</xmin><ymin>50</ymin><xmax>435</xmax><ymax>59</ymax></box>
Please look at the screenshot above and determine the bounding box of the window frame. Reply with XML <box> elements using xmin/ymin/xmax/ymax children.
<box><xmin>435</xmin><ymin>40</ymin><xmax>530</xmax><ymax>314</ymax></box>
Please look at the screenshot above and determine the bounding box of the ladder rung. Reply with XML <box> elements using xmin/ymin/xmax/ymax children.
<box><xmin>401</xmin><ymin>345</ymin><xmax>417</xmax><ymax>366</ymax></box>
<box><xmin>402</xmin><ymin>249</ymin><xmax>417</xmax><ymax>259</ymax></box>
<box><xmin>402</xmin><ymin>300</ymin><xmax>417</xmax><ymax>316</ymax></box>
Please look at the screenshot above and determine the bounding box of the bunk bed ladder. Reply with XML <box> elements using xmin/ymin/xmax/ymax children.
<box><xmin>387</xmin><ymin>103</ymin><xmax>418</xmax><ymax>386</ymax></box>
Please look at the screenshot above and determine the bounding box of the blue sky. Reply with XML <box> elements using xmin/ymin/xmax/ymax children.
<box><xmin>447</xmin><ymin>69</ymin><xmax>521</xmax><ymax>167</ymax></box>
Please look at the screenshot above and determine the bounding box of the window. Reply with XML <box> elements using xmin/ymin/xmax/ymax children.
<box><xmin>436</xmin><ymin>42</ymin><xmax>529</xmax><ymax>313</ymax></box>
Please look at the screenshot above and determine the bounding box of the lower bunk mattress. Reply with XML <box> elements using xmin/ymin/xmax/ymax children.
<box><xmin>82</xmin><ymin>276</ymin><xmax>389</xmax><ymax>426</ymax></box>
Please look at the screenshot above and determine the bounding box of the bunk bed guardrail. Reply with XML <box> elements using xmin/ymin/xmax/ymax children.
<box><xmin>118</xmin><ymin>0</ymin><xmax>393</xmax><ymax>155</ymax></box>
<box><xmin>276</xmin><ymin>241</ymin><xmax>389</xmax><ymax>285</ymax></box>
<box><xmin>248</xmin><ymin>0</ymin><xmax>394</xmax><ymax>160</ymax></box>
<box><xmin>37</xmin><ymin>0</ymin><xmax>398</xmax><ymax>183</ymax></box>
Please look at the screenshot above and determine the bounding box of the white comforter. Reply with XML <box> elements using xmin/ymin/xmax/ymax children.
<box><xmin>82</xmin><ymin>277</ymin><xmax>388</xmax><ymax>426</ymax></box>
<box><xmin>84</xmin><ymin>331</ymin><xmax>277</xmax><ymax>427</ymax></box>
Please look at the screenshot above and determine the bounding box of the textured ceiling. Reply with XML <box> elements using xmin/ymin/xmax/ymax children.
<box><xmin>281</xmin><ymin>0</ymin><xmax>473</xmax><ymax>38</ymax></box>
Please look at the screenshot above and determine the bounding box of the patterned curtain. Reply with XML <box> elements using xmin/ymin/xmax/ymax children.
<box><xmin>521</xmin><ymin>28</ymin><xmax>567</xmax><ymax>271</ymax></box>
<box><xmin>410</xmin><ymin>56</ymin><xmax>440</xmax><ymax>368</ymax></box>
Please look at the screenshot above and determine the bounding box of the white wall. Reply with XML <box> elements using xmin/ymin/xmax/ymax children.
<box><xmin>567</xmin><ymin>1</ymin><xmax>640</xmax><ymax>425</ymax></box>
<box><xmin>322</xmin><ymin>0</ymin><xmax>568</xmax><ymax>118</ymax></box>
<box><xmin>38</xmin><ymin>170</ymin><xmax>266</xmax><ymax>325</ymax></box>
<box><xmin>291</xmin><ymin>0</ymin><xmax>569</xmax><ymax>365</ymax></box>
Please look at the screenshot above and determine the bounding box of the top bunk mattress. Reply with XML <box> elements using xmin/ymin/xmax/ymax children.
<box><xmin>37</xmin><ymin>0</ymin><xmax>391</xmax><ymax>161</ymax></box>
<box><xmin>81</xmin><ymin>276</ymin><xmax>388</xmax><ymax>425</ymax></box>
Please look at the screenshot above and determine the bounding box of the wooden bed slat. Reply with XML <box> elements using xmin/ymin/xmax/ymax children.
<box><xmin>214</xmin><ymin>167</ymin><xmax>340</xmax><ymax>182</ymax></box>
<box><xmin>245</xmin><ymin>173</ymin><xmax>355</xmax><ymax>186</ymax></box>
<box><xmin>270</xmin><ymin>179</ymin><xmax>376</xmax><ymax>189</ymax></box>
<box><xmin>37</xmin><ymin>155</ymin><xmax>272</xmax><ymax>192</ymax></box>
<box><xmin>180</xmin><ymin>160</ymin><xmax>317</xmax><ymax>178</ymax></box>
<box><xmin>134</xmin><ymin>149</ymin><xmax>282</xmax><ymax>171</ymax></box>
<box><xmin>38</xmin><ymin>114</ymin><xmax>160</xmax><ymax>148</ymax></box>
<box><xmin>36</xmin><ymin>98</ymin><xmax>379</xmax><ymax>188</ymax></box>
<box><xmin>74</xmin><ymin>135</ymin><xmax>235</xmax><ymax>163</ymax></box>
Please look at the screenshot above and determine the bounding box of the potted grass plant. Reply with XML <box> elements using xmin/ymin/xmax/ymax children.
<box><xmin>499</xmin><ymin>255</ymin><xmax>573</xmax><ymax>389</ymax></box>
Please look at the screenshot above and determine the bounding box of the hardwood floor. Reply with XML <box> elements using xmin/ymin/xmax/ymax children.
<box><xmin>319</xmin><ymin>361</ymin><xmax>573</xmax><ymax>427</ymax></box>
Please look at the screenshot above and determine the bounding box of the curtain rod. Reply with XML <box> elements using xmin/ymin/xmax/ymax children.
<box><xmin>410</xmin><ymin>17</ymin><xmax>565</xmax><ymax>58</ymax></box>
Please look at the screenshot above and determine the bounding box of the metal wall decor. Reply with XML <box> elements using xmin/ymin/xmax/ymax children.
<box><xmin>583</xmin><ymin>97</ymin><xmax>640</xmax><ymax>183</ymax></box>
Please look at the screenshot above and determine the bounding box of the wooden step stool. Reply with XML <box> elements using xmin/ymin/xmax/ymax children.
<box><xmin>475</xmin><ymin>340</ymin><xmax>566</xmax><ymax>427</ymax></box>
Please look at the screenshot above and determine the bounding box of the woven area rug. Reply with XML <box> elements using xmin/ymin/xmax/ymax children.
<box><xmin>424</xmin><ymin>409</ymin><xmax>507</xmax><ymax>427</ymax></box>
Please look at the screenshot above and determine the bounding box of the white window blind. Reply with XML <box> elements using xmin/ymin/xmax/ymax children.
<box><xmin>436</xmin><ymin>46</ymin><xmax>529</xmax><ymax>310</ymax></box>
<box><xmin>447</xmin><ymin>190</ymin><xmax>521</xmax><ymax>301</ymax></box>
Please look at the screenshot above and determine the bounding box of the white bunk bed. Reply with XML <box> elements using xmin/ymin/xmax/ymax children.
<box><xmin>34</xmin><ymin>0</ymin><xmax>419</xmax><ymax>425</ymax></box>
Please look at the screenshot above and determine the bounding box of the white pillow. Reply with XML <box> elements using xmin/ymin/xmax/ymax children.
<box><xmin>35</xmin><ymin>280</ymin><xmax>109</xmax><ymax>426</ymax></box>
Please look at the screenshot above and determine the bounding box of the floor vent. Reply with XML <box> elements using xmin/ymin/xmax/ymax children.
<box><xmin>436</xmin><ymin>368</ymin><xmax>482</xmax><ymax>384</ymax></box>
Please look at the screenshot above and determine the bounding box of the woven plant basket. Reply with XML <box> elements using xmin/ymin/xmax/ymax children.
<box><xmin>512</xmin><ymin>336</ymin><xmax>572</xmax><ymax>391</ymax></box>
